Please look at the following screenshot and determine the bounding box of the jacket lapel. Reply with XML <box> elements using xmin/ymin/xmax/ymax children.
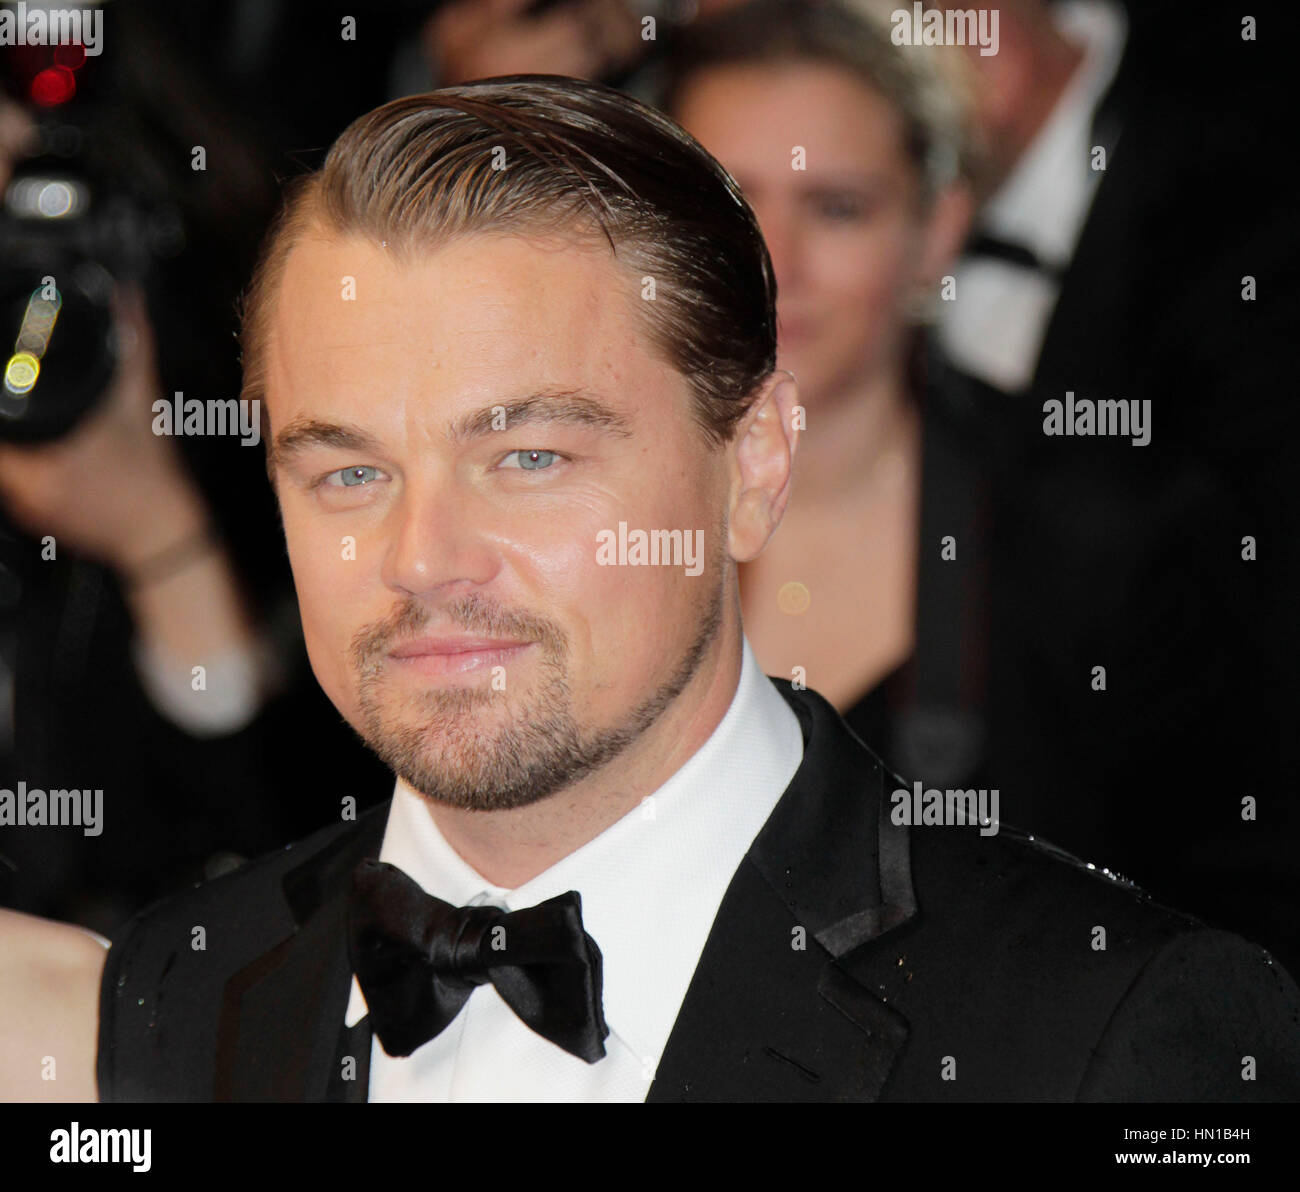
<box><xmin>647</xmin><ymin>681</ymin><xmax>918</xmax><ymax>1102</ymax></box>
<box><xmin>213</xmin><ymin>807</ymin><xmax>386</xmax><ymax>1101</ymax></box>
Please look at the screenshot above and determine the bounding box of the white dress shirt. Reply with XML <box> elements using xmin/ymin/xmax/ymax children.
<box><xmin>344</xmin><ymin>635</ymin><xmax>805</xmax><ymax>1102</ymax></box>
<box><xmin>938</xmin><ymin>0</ymin><xmax>1129</xmax><ymax>393</ymax></box>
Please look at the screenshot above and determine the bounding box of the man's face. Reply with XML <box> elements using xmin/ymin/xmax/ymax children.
<box><xmin>264</xmin><ymin>229</ymin><xmax>731</xmax><ymax>810</ymax></box>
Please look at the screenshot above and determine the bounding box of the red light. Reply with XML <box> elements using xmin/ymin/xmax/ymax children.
<box><xmin>30</xmin><ymin>66</ymin><xmax>76</xmax><ymax>107</ymax></box>
<box><xmin>53</xmin><ymin>44</ymin><xmax>88</xmax><ymax>71</ymax></box>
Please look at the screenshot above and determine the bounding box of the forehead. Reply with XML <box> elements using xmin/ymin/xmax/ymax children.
<box><xmin>677</xmin><ymin>62</ymin><xmax>906</xmax><ymax>175</ymax></box>
<box><xmin>264</xmin><ymin>229</ymin><xmax>673</xmax><ymax>426</ymax></box>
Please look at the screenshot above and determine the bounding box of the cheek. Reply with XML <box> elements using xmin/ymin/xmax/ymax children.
<box><xmin>573</xmin><ymin>560</ymin><xmax>707</xmax><ymax>706</ymax></box>
<box><xmin>814</xmin><ymin>226</ymin><xmax>915</xmax><ymax>320</ymax></box>
<box><xmin>806</xmin><ymin>227</ymin><xmax>918</xmax><ymax>368</ymax></box>
<box><xmin>517</xmin><ymin>464</ymin><xmax>716</xmax><ymax>685</ymax></box>
<box><xmin>278</xmin><ymin>500</ymin><xmax>372</xmax><ymax>706</ymax></box>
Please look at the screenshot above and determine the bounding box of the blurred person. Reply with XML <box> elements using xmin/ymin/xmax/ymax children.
<box><xmin>0</xmin><ymin>89</ymin><xmax>276</xmax><ymax>925</ymax></box>
<box><xmin>664</xmin><ymin>0</ymin><xmax>983</xmax><ymax>770</ymax></box>
<box><xmin>393</xmin><ymin>0</ymin><xmax>753</xmax><ymax>101</ymax></box>
<box><xmin>6</xmin><ymin>77</ymin><xmax>1297</xmax><ymax>1104</ymax></box>
<box><xmin>0</xmin><ymin>93</ymin><xmax>267</xmax><ymax>735</ymax></box>
<box><xmin>928</xmin><ymin>0</ymin><xmax>1299</xmax><ymax>968</ymax></box>
<box><xmin>421</xmin><ymin>0</ymin><xmax>644</xmax><ymax>87</ymax></box>
<box><xmin>0</xmin><ymin>25</ymin><xmax>392</xmax><ymax>931</ymax></box>
<box><xmin>0</xmin><ymin>286</ymin><xmax>268</xmax><ymax>740</ymax></box>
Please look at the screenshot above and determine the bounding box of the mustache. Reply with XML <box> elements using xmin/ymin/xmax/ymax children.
<box><xmin>348</xmin><ymin>593</ymin><xmax>565</xmax><ymax>673</ymax></box>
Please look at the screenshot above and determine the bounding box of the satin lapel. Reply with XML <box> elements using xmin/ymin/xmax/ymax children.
<box><xmin>213</xmin><ymin>806</ymin><xmax>387</xmax><ymax>1102</ymax></box>
<box><xmin>647</xmin><ymin>683</ymin><xmax>918</xmax><ymax>1102</ymax></box>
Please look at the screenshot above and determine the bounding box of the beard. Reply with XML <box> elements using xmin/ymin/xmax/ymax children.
<box><xmin>348</xmin><ymin>570</ymin><xmax>725</xmax><ymax>813</ymax></box>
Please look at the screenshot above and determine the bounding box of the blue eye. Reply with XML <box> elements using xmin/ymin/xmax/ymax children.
<box><xmin>508</xmin><ymin>450</ymin><xmax>557</xmax><ymax>470</ymax></box>
<box><xmin>326</xmin><ymin>466</ymin><xmax>382</xmax><ymax>487</ymax></box>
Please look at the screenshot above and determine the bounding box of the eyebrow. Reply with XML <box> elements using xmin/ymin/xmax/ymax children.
<box><xmin>268</xmin><ymin>388</ymin><xmax>634</xmax><ymax>472</ymax></box>
<box><xmin>447</xmin><ymin>389</ymin><xmax>634</xmax><ymax>444</ymax></box>
<box><xmin>269</xmin><ymin>418</ymin><xmax>384</xmax><ymax>473</ymax></box>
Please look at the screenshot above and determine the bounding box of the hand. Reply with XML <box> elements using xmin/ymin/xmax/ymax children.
<box><xmin>425</xmin><ymin>0</ymin><xmax>643</xmax><ymax>86</ymax></box>
<box><xmin>0</xmin><ymin>97</ymin><xmax>37</xmax><ymax>195</ymax></box>
<box><xmin>0</xmin><ymin>285</ymin><xmax>209</xmax><ymax>579</ymax></box>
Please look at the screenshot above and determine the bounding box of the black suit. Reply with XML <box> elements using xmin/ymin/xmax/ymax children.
<box><xmin>97</xmin><ymin>680</ymin><xmax>1300</xmax><ymax>1101</ymax></box>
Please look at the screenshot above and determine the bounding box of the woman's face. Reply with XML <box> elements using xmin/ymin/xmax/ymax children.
<box><xmin>674</xmin><ymin>61</ymin><xmax>944</xmax><ymax>408</ymax></box>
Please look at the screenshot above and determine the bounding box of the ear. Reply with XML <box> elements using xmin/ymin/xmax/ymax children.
<box><xmin>917</xmin><ymin>180</ymin><xmax>976</xmax><ymax>288</ymax></box>
<box><xmin>728</xmin><ymin>370</ymin><xmax>800</xmax><ymax>564</ymax></box>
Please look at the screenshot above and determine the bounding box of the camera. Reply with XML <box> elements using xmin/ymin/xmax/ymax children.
<box><xmin>0</xmin><ymin>18</ymin><xmax>182</xmax><ymax>442</ymax></box>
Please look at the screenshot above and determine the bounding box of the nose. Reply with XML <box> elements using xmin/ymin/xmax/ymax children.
<box><xmin>379</xmin><ymin>476</ymin><xmax>500</xmax><ymax>601</ymax></box>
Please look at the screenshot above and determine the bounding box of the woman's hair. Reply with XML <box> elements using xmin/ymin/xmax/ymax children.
<box><xmin>662</xmin><ymin>0</ymin><xmax>979</xmax><ymax>203</ymax></box>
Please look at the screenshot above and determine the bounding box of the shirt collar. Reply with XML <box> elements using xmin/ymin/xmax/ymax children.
<box><xmin>346</xmin><ymin>636</ymin><xmax>804</xmax><ymax>1072</ymax></box>
<box><xmin>981</xmin><ymin>0</ymin><xmax>1129</xmax><ymax>266</ymax></box>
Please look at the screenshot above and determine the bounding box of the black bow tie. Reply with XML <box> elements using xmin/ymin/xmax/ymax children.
<box><xmin>964</xmin><ymin>230</ymin><xmax>1068</xmax><ymax>283</ymax></box>
<box><xmin>347</xmin><ymin>858</ymin><xmax>610</xmax><ymax>1063</ymax></box>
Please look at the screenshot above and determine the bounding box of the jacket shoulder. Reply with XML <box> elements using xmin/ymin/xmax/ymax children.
<box><xmin>867</xmin><ymin>823</ymin><xmax>1300</xmax><ymax>1099</ymax></box>
<box><xmin>98</xmin><ymin>806</ymin><xmax>384</xmax><ymax>1101</ymax></box>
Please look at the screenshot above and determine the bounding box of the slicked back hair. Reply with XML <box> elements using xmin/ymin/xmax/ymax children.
<box><xmin>240</xmin><ymin>75</ymin><xmax>777</xmax><ymax>447</ymax></box>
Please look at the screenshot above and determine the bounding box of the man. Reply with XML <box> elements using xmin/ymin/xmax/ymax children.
<box><xmin>12</xmin><ymin>77</ymin><xmax>1298</xmax><ymax>1102</ymax></box>
<box><xmin>933</xmin><ymin>0</ymin><xmax>1300</xmax><ymax>974</ymax></box>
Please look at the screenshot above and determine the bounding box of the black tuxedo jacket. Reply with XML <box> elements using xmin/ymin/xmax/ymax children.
<box><xmin>97</xmin><ymin>681</ymin><xmax>1300</xmax><ymax>1101</ymax></box>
